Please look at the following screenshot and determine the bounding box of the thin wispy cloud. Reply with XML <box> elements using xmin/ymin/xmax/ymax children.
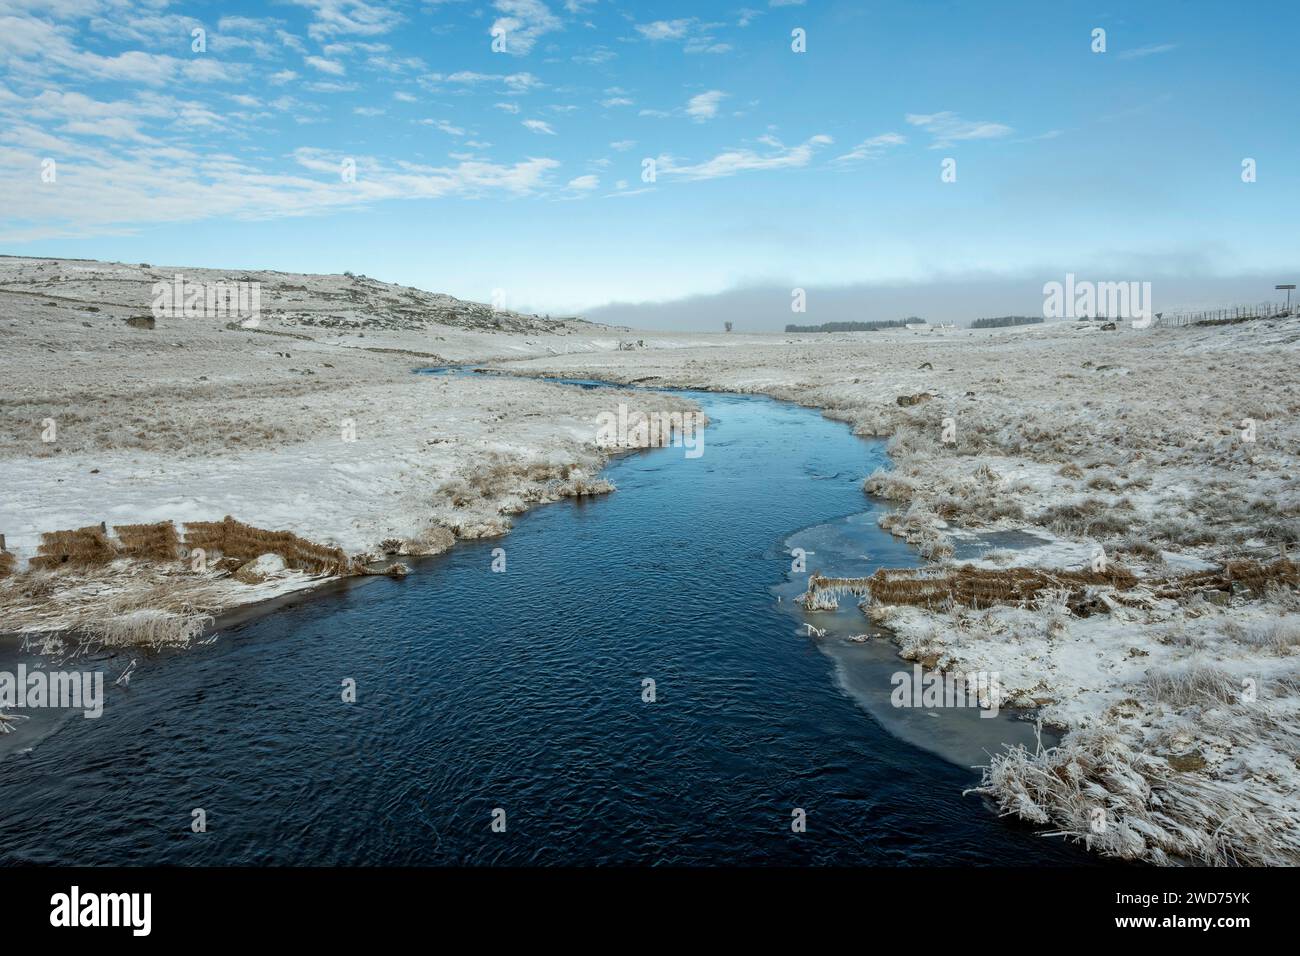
<box><xmin>635</xmin><ymin>19</ymin><xmax>692</xmax><ymax>41</ymax></box>
<box><xmin>573</xmin><ymin>46</ymin><xmax>616</xmax><ymax>65</ymax></box>
<box><xmin>422</xmin><ymin>71</ymin><xmax>543</xmax><ymax>94</ymax></box>
<box><xmin>1118</xmin><ymin>42</ymin><xmax>1177</xmax><ymax>60</ymax></box>
<box><xmin>834</xmin><ymin>132</ymin><xmax>906</xmax><ymax>164</ymax></box>
<box><xmin>305</xmin><ymin>55</ymin><xmax>346</xmax><ymax>75</ymax></box>
<box><xmin>0</xmin><ymin>131</ymin><xmax>560</xmax><ymax>242</ymax></box>
<box><xmin>286</xmin><ymin>0</ymin><xmax>404</xmax><ymax>42</ymax></box>
<box><xmin>905</xmin><ymin>111</ymin><xmax>1012</xmax><ymax>148</ymax></box>
<box><xmin>419</xmin><ymin>118</ymin><xmax>466</xmax><ymax>136</ymax></box>
<box><xmin>634</xmin><ymin>17</ymin><xmax>731</xmax><ymax>54</ymax></box>
<box><xmin>657</xmin><ymin>134</ymin><xmax>832</xmax><ymax>181</ymax></box>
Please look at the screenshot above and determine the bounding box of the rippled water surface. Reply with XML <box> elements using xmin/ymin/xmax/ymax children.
<box><xmin>0</xmin><ymin>388</ymin><xmax>1094</xmax><ymax>865</ymax></box>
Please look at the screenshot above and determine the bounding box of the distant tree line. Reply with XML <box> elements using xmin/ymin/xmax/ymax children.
<box><xmin>969</xmin><ymin>315</ymin><xmax>1044</xmax><ymax>329</ymax></box>
<box><xmin>784</xmin><ymin>319</ymin><xmax>913</xmax><ymax>333</ymax></box>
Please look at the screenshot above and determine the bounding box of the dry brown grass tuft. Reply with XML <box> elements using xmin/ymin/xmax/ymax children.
<box><xmin>29</xmin><ymin>524</ymin><xmax>118</xmax><ymax>570</ymax></box>
<box><xmin>805</xmin><ymin>559</ymin><xmax>1296</xmax><ymax>612</ymax></box>
<box><xmin>184</xmin><ymin>515</ymin><xmax>353</xmax><ymax>575</ymax></box>
<box><xmin>807</xmin><ymin>563</ymin><xmax>1138</xmax><ymax>610</ymax></box>
<box><xmin>113</xmin><ymin>520</ymin><xmax>181</xmax><ymax>560</ymax></box>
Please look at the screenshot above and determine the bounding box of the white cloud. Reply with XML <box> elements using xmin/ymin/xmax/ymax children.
<box><xmin>419</xmin><ymin>118</ymin><xmax>465</xmax><ymax>136</ymax></box>
<box><xmin>601</xmin><ymin>96</ymin><xmax>633</xmax><ymax>107</ymax></box>
<box><xmin>685</xmin><ymin>38</ymin><xmax>731</xmax><ymax>54</ymax></box>
<box><xmin>0</xmin><ymin>15</ymin><xmax>239</xmax><ymax>86</ymax></box>
<box><xmin>566</xmin><ymin>174</ymin><xmax>599</xmax><ymax>190</ymax></box>
<box><xmin>657</xmin><ymin>133</ymin><xmax>831</xmax><ymax>181</ymax></box>
<box><xmin>1118</xmin><ymin>43</ymin><xmax>1177</xmax><ymax>60</ymax></box>
<box><xmin>609</xmin><ymin>139</ymin><xmax>635</xmax><ymax>151</ymax></box>
<box><xmin>305</xmin><ymin>55</ymin><xmax>346</xmax><ymax>75</ymax></box>
<box><xmin>0</xmin><ymin>127</ymin><xmax>561</xmax><ymax>241</ymax></box>
<box><xmin>522</xmin><ymin>118</ymin><xmax>556</xmax><ymax>134</ymax></box>
<box><xmin>686</xmin><ymin>89</ymin><xmax>727</xmax><ymax>121</ymax></box>
<box><xmin>490</xmin><ymin>0</ymin><xmax>561</xmax><ymax>56</ymax></box>
<box><xmin>368</xmin><ymin>54</ymin><xmax>426</xmax><ymax>74</ymax></box>
<box><xmin>303</xmin><ymin>80</ymin><xmax>358</xmax><ymax>93</ymax></box>
<box><xmin>64</xmin><ymin>116</ymin><xmax>149</xmax><ymax>140</ymax></box>
<box><xmin>904</xmin><ymin>111</ymin><xmax>1012</xmax><ymax>148</ymax></box>
<box><xmin>427</xmin><ymin>71</ymin><xmax>543</xmax><ymax>93</ymax></box>
<box><xmin>636</xmin><ymin>18</ymin><xmax>731</xmax><ymax>55</ymax></box>
<box><xmin>834</xmin><ymin>131</ymin><xmax>906</xmax><ymax>164</ymax></box>
<box><xmin>286</xmin><ymin>0</ymin><xmax>404</xmax><ymax>42</ymax></box>
<box><xmin>278</xmin><ymin>29</ymin><xmax>307</xmax><ymax>53</ymax></box>
<box><xmin>636</xmin><ymin>19</ymin><xmax>692</xmax><ymax>41</ymax></box>
<box><xmin>573</xmin><ymin>46</ymin><xmax>615</xmax><ymax>65</ymax></box>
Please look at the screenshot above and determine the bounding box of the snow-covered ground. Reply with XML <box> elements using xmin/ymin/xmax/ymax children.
<box><xmin>3</xmin><ymin>255</ymin><xmax>1297</xmax><ymax>864</ymax></box>
<box><xmin>0</xmin><ymin>257</ymin><xmax>699</xmax><ymax>637</ymax></box>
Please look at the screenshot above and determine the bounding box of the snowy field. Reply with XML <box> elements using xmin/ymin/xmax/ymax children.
<box><xmin>2</xmin><ymin>255</ymin><xmax>1298</xmax><ymax>865</ymax></box>
<box><xmin>0</xmin><ymin>257</ymin><xmax>698</xmax><ymax>638</ymax></box>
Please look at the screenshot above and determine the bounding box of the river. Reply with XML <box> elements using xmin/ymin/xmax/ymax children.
<box><xmin>0</xmin><ymin>383</ymin><xmax>1095</xmax><ymax>865</ymax></box>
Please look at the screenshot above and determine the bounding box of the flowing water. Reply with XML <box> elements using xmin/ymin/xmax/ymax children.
<box><xmin>0</xmin><ymin>384</ymin><xmax>1095</xmax><ymax>865</ymax></box>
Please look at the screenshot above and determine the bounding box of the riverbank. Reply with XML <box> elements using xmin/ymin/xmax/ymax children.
<box><xmin>0</xmin><ymin>257</ymin><xmax>701</xmax><ymax>643</ymax></box>
<box><xmin>486</xmin><ymin>317</ymin><xmax>1300</xmax><ymax>866</ymax></box>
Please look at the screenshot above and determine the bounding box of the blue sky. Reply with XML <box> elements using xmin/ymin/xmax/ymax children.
<box><xmin>1</xmin><ymin>0</ymin><xmax>1297</xmax><ymax>319</ymax></box>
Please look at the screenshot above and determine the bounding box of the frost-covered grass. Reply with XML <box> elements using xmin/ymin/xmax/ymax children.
<box><xmin>0</xmin><ymin>563</ymin><xmax>242</xmax><ymax>644</ymax></box>
<box><xmin>972</xmin><ymin>718</ymin><xmax>1300</xmax><ymax>866</ymax></box>
<box><xmin>87</xmin><ymin>608</ymin><xmax>213</xmax><ymax>649</ymax></box>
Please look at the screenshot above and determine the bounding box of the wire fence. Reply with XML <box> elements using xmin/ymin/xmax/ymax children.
<box><xmin>1153</xmin><ymin>301</ymin><xmax>1292</xmax><ymax>328</ymax></box>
